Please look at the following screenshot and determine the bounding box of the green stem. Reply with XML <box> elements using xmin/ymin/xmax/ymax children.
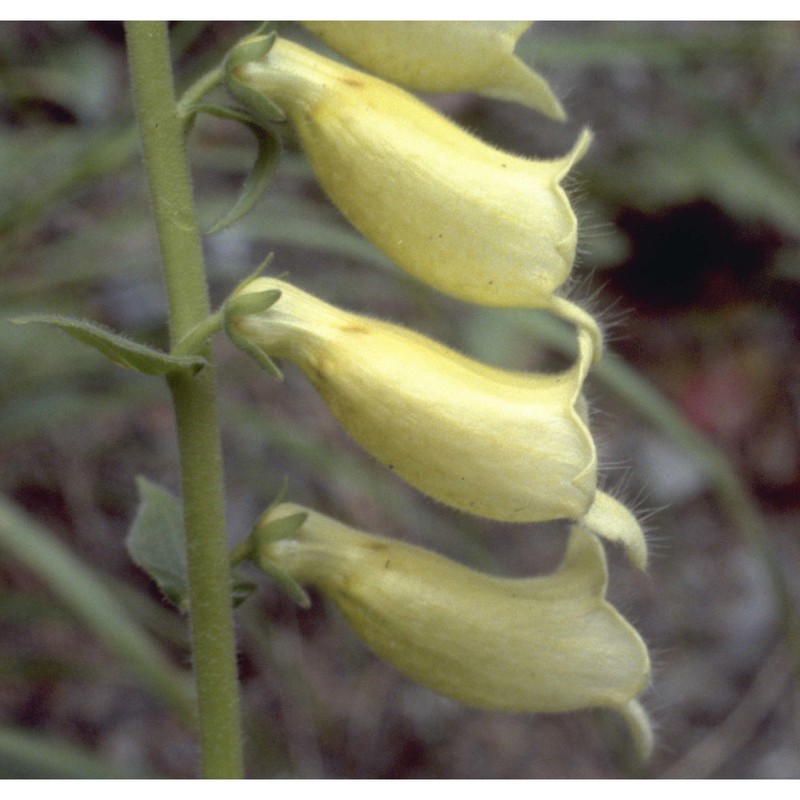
<box><xmin>125</xmin><ymin>21</ymin><xmax>244</xmax><ymax>778</ymax></box>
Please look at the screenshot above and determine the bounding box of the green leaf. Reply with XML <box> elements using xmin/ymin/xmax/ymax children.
<box><xmin>127</xmin><ymin>478</ymin><xmax>260</xmax><ymax>611</ymax></box>
<box><xmin>9</xmin><ymin>315</ymin><xmax>206</xmax><ymax>376</ymax></box>
<box><xmin>127</xmin><ymin>478</ymin><xmax>189</xmax><ymax>611</ymax></box>
<box><xmin>201</xmin><ymin>110</ymin><xmax>281</xmax><ymax>235</ymax></box>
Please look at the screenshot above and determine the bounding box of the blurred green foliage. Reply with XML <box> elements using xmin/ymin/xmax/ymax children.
<box><xmin>1</xmin><ymin>21</ymin><xmax>799</xmax><ymax>778</ymax></box>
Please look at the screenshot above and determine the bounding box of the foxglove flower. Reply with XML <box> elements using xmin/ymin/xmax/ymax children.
<box><xmin>227</xmin><ymin>37</ymin><xmax>600</xmax><ymax>354</ymax></box>
<box><xmin>300</xmin><ymin>21</ymin><xmax>566</xmax><ymax>119</ymax></box>
<box><xmin>232</xmin><ymin>278</ymin><xmax>645</xmax><ymax>567</ymax></box>
<box><xmin>256</xmin><ymin>502</ymin><xmax>653</xmax><ymax>759</ymax></box>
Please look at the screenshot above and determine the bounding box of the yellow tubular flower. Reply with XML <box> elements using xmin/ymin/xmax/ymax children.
<box><xmin>300</xmin><ymin>21</ymin><xmax>566</xmax><ymax>120</ymax></box>
<box><xmin>257</xmin><ymin>502</ymin><xmax>653</xmax><ymax>759</ymax></box>
<box><xmin>227</xmin><ymin>38</ymin><xmax>600</xmax><ymax>356</ymax></box>
<box><xmin>233</xmin><ymin>278</ymin><xmax>646</xmax><ymax>567</ymax></box>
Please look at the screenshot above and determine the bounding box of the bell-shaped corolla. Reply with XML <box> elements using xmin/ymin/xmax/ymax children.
<box><xmin>256</xmin><ymin>502</ymin><xmax>653</xmax><ymax>760</ymax></box>
<box><xmin>300</xmin><ymin>21</ymin><xmax>565</xmax><ymax>119</ymax></box>
<box><xmin>227</xmin><ymin>38</ymin><xmax>599</xmax><ymax>354</ymax></box>
<box><xmin>233</xmin><ymin>278</ymin><xmax>645</xmax><ymax>567</ymax></box>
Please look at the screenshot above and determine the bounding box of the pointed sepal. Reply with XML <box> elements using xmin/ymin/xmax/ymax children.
<box><xmin>191</xmin><ymin>104</ymin><xmax>281</xmax><ymax>235</ymax></box>
<box><xmin>225</xmin><ymin>33</ymin><xmax>287</xmax><ymax>125</ymax></box>
<box><xmin>249</xmin><ymin>508</ymin><xmax>311</xmax><ymax>608</ymax></box>
<box><xmin>223</xmin><ymin>268</ymin><xmax>283</xmax><ymax>378</ymax></box>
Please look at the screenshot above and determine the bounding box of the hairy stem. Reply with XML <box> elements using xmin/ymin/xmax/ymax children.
<box><xmin>125</xmin><ymin>21</ymin><xmax>244</xmax><ymax>778</ymax></box>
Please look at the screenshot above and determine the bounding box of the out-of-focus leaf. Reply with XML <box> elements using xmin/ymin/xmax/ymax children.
<box><xmin>0</xmin><ymin>126</ymin><xmax>137</xmax><ymax>237</ymax></box>
<box><xmin>211</xmin><ymin>192</ymin><xmax>396</xmax><ymax>272</ymax></box>
<box><xmin>0</xmin><ymin>722</ymin><xmax>151</xmax><ymax>778</ymax></box>
<box><xmin>0</xmin><ymin>496</ymin><xmax>194</xmax><ymax>719</ymax></box>
<box><xmin>590</xmin><ymin>125</ymin><xmax>800</xmax><ymax>239</ymax></box>
<box><xmin>0</xmin><ymin>384</ymin><xmax>157</xmax><ymax>445</ymax></box>
<box><xmin>0</xmin><ymin>212</ymin><xmax>159</xmax><ymax>304</ymax></box>
<box><xmin>523</xmin><ymin>22</ymin><xmax>794</xmax><ymax>67</ymax></box>
<box><xmin>771</xmin><ymin>247</ymin><xmax>800</xmax><ymax>282</ymax></box>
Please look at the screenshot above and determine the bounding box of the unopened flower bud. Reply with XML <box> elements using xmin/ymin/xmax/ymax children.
<box><xmin>257</xmin><ymin>502</ymin><xmax>652</xmax><ymax>758</ymax></box>
<box><xmin>227</xmin><ymin>38</ymin><xmax>598</xmax><ymax>351</ymax></box>
<box><xmin>233</xmin><ymin>278</ymin><xmax>645</xmax><ymax>567</ymax></box>
<box><xmin>300</xmin><ymin>21</ymin><xmax>565</xmax><ymax>119</ymax></box>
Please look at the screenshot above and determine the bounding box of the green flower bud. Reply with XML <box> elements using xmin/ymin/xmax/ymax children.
<box><xmin>233</xmin><ymin>278</ymin><xmax>645</xmax><ymax>567</ymax></box>
<box><xmin>257</xmin><ymin>502</ymin><xmax>653</xmax><ymax>759</ymax></box>
<box><xmin>300</xmin><ymin>21</ymin><xmax>566</xmax><ymax>119</ymax></box>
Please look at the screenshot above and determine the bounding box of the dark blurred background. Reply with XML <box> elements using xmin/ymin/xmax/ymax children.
<box><xmin>1</xmin><ymin>21</ymin><xmax>799</xmax><ymax>778</ymax></box>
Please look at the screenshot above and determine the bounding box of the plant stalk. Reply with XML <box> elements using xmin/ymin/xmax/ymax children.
<box><xmin>125</xmin><ymin>21</ymin><xmax>244</xmax><ymax>778</ymax></box>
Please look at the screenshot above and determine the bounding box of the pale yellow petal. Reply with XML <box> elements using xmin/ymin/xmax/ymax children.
<box><xmin>301</xmin><ymin>21</ymin><xmax>566</xmax><ymax>119</ymax></box>
<box><xmin>228</xmin><ymin>38</ymin><xmax>592</xmax><ymax>336</ymax></box>
<box><xmin>259</xmin><ymin>503</ymin><xmax>651</xmax><ymax>720</ymax></box>
<box><xmin>235</xmin><ymin>278</ymin><xmax>598</xmax><ymax>525</ymax></box>
<box><xmin>620</xmin><ymin>699</ymin><xmax>655</xmax><ymax>762</ymax></box>
<box><xmin>582</xmin><ymin>490</ymin><xmax>647</xmax><ymax>570</ymax></box>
